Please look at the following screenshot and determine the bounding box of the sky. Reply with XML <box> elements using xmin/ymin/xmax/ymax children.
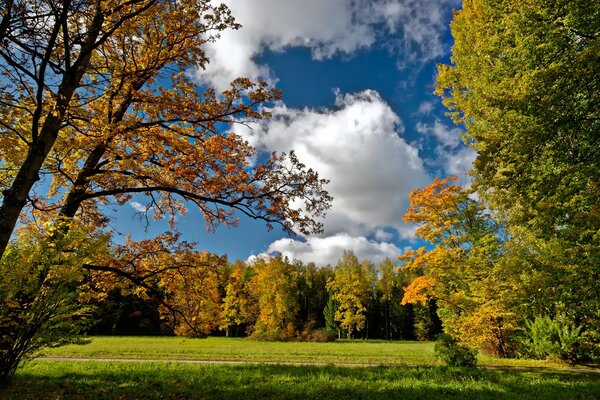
<box><xmin>116</xmin><ymin>0</ymin><xmax>475</xmax><ymax>266</ymax></box>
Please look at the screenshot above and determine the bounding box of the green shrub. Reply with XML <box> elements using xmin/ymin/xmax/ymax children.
<box><xmin>434</xmin><ymin>334</ymin><xmax>478</xmax><ymax>367</ymax></box>
<box><xmin>518</xmin><ymin>315</ymin><xmax>582</xmax><ymax>364</ymax></box>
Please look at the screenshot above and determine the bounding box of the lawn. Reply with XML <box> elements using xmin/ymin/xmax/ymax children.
<box><xmin>6</xmin><ymin>361</ymin><xmax>600</xmax><ymax>400</ymax></box>
<box><xmin>37</xmin><ymin>336</ymin><xmax>566</xmax><ymax>368</ymax></box>
<box><xmin>3</xmin><ymin>337</ymin><xmax>598</xmax><ymax>399</ymax></box>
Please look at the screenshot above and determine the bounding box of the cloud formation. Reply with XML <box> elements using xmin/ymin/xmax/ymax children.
<box><xmin>237</xmin><ymin>90</ymin><xmax>430</xmax><ymax>241</ymax></box>
<box><xmin>255</xmin><ymin>234</ymin><xmax>402</xmax><ymax>266</ymax></box>
<box><xmin>201</xmin><ymin>0</ymin><xmax>458</xmax><ymax>90</ymax></box>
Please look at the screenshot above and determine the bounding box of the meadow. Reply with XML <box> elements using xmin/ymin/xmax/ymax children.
<box><xmin>2</xmin><ymin>337</ymin><xmax>599</xmax><ymax>399</ymax></box>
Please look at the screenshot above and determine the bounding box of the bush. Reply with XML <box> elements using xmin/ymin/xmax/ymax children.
<box><xmin>298</xmin><ymin>327</ymin><xmax>336</xmax><ymax>342</ymax></box>
<box><xmin>434</xmin><ymin>334</ymin><xmax>478</xmax><ymax>367</ymax></box>
<box><xmin>517</xmin><ymin>315</ymin><xmax>582</xmax><ymax>364</ymax></box>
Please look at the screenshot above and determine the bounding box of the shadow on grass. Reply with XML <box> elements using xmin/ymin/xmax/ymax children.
<box><xmin>4</xmin><ymin>362</ymin><xmax>600</xmax><ymax>400</ymax></box>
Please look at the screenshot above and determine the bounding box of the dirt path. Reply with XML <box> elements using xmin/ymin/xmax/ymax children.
<box><xmin>36</xmin><ymin>357</ymin><xmax>600</xmax><ymax>374</ymax></box>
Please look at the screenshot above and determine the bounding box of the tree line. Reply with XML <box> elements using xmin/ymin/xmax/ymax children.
<box><xmin>89</xmin><ymin>251</ymin><xmax>442</xmax><ymax>343</ymax></box>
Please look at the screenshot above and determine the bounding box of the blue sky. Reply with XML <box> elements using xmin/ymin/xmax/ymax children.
<box><xmin>114</xmin><ymin>0</ymin><xmax>474</xmax><ymax>265</ymax></box>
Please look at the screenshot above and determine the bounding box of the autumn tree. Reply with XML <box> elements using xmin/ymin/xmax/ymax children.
<box><xmin>0</xmin><ymin>0</ymin><xmax>160</xmax><ymax>255</ymax></box>
<box><xmin>326</xmin><ymin>251</ymin><xmax>371</xmax><ymax>339</ymax></box>
<box><xmin>400</xmin><ymin>177</ymin><xmax>523</xmax><ymax>355</ymax></box>
<box><xmin>0</xmin><ymin>0</ymin><xmax>331</xmax><ymax>382</ymax></box>
<box><xmin>159</xmin><ymin>251</ymin><xmax>224</xmax><ymax>337</ymax></box>
<box><xmin>248</xmin><ymin>256</ymin><xmax>299</xmax><ymax>339</ymax></box>
<box><xmin>436</xmin><ymin>0</ymin><xmax>599</xmax><ymax>344</ymax></box>
<box><xmin>220</xmin><ymin>261</ymin><xmax>256</xmax><ymax>337</ymax></box>
<box><xmin>0</xmin><ymin>0</ymin><xmax>331</xmax><ymax>258</ymax></box>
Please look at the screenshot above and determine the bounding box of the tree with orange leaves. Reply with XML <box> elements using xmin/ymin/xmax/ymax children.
<box><xmin>400</xmin><ymin>177</ymin><xmax>522</xmax><ymax>356</ymax></box>
<box><xmin>0</xmin><ymin>0</ymin><xmax>331</xmax><ymax>257</ymax></box>
<box><xmin>0</xmin><ymin>0</ymin><xmax>331</xmax><ymax>384</ymax></box>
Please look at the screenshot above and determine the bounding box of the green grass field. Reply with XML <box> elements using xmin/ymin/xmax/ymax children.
<box><xmin>36</xmin><ymin>336</ymin><xmax>567</xmax><ymax>368</ymax></box>
<box><xmin>3</xmin><ymin>337</ymin><xmax>599</xmax><ymax>399</ymax></box>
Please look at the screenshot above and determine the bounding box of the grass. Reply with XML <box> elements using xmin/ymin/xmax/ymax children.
<box><xmin>37</xmin><ymin>336</ymin><xmax>566</xmax><ymax>368</ymax></box>
<box><xmin>5</xmin><ymin>361</ymin><xmax>600</xmax><ymax>399</ymax></box>
<box><xmin>3</xmin><ymin>336</ymin><xmax>598</xmax><ymax>399</ymax></box>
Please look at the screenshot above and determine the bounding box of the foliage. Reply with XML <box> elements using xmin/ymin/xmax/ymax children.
<box><xmin>0</xmin><ymin>222</ymin><xmax>108</xmax><ymax>384</ymax></box>
<box><xmin>220</xmin><ymin>263</ymin><xmax>256</xmax><ymax>337</ymax></box>
<box><xmin>517</xmin><ymin>315</ymin><xmax>582</xmax><ymax>364</ymax></box>
<box><xmin>434</xmin><ymin>334</ymin><xmax>478</xmax><ymax>367</ymax></box>
<box><xmin>436</xmin><ymin>0</ymin><xmax>600</xmax><ymax>345</ymax></box>
<box><xmin>0</xmin><ymin>0</ymin><xmax>331</xmax><ymax>259</ymax></box>
<box><xmin>326</xmin><ymin>252</ymin><xmax>373</xmax><ymax>338</ymax></box>
<box><xmin>323</xmin><ymin>296</ymin><xmax>339</xmax><ymax>337</ymax></box>
<box><xmin>248</xmin><ymin>256</ymin><xmax>299</xmax><ymax>340</ymax></box>
<box><xmin>159</xmin><ymin>252</ymin><xmax>225</xmax><ymax>337</ymax></box>
<box><xmin>399</xmin><ymin>177</ymin><xmax>520</xmax><ymax>355</ymax></box>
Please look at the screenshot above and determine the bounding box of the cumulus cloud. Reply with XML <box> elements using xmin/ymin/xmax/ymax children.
<box><xmin>236</xmin><ymin>90</ymin><xmax>430</xmax><ymax>240</ymax></box>
<box><xmin>254</xmin><ymin>234</ymin><xmax>402</xmax><ymax>266</ymax></box>
<box><xmin>200</xmin><ymin>0</ymin><xmax>458</xmax><ymax>90</ymax></box>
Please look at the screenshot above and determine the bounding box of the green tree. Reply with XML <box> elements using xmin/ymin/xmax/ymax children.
<box><xmin>436</xmin><ymin>0</ymin><xmax>599</xmax><ymax>340</ymax></box>
<box><xmin>377</xmin><ymin>258</ymin><xmax>397</xmax><ymax>340</ymax></box>
<box><xmin>0</xmin><ymin>222</ymin><xmax>108</xmax><ymax>384</ymax></box>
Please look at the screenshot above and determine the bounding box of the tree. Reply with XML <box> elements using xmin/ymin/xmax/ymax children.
<box><xmin>377</xmin><ymin>258</ymin><xmax>397</xmax><ymax>340</ymax></box>
<box><xmin>326</xmin><ymin>251</ymin><xmax>370</xmax><ymax>339</ymax></box>
<box><xmin>400</xmin><ymin>177</ymin><xmax>522</xmax><ymax>355</ymax></box>
<box><xmin>297</xmin><ymin>262</ymin><xmax>331</xmax><ymax>328</ymax></box>
<box><xmin>220</xmin><ymin>261</ymin><xmax>256</xmax><ymax>337</ymax></box>
<box><xmin>436</xmin><ymin>0</ymin><xmax>599</xmax><ymax>339</ymax></box>
<box><xmin>0</xmin><ymin>0</ymin><xmax>331</xmax><ymax>258</ymax></box>
<box><xmin>0</xmin><ymin>1</ymin><xmax>331</xmax><ymax>382</ymax></box>
<box><xmin>0</xmin><ymin>221</ymin><xmax>108</xmax><ymax>384</ymax></box>
<box><xmin>248</xmin><ymin>256</ymin><xmax>299</xmax><ymax>339</ymax></box>
<box><xmin>0</xmin><ymin>0</ymin><xmax>161</xmax><ymax>255</ymax></box>
<box><xmin>158</xmin><ymin>251</ymin><xmax>224</xmax><ymax>337</ymax></box>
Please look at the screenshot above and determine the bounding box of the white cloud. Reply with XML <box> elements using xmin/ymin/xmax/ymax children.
<box><xmin>416</xmin><ymin>120</ymin><xmax>462</xmax><ymax>149</ymax></box>
<box><xmin>375</xmin><ymin>228</ymin><xmax>394</xmax><ymax>241</ymax></box>
<box><xmin>255</xmin><ymin>234</ymin><xmax>402</xmax><ymax>266</ymax></box>
<box><xmin>416</xmin><ymin>119</ymin><xmax>476</xmax><ymax>183</ymax></box>
<box><xmin>129</xmin><ymin>201</ymin><xmax>147</xmax><ymax>213</ymax></box>
<box><xmin>417</xmin><ymin>101</ymin><xmax>435</xmax><ymax>115</ymax></box>
<box><xmin>236</xmin><ymin>90</ymin><xmax>430</xmax><ymax>239</ymax></box>
<box><xmin>441</xmin><ymin>146</ymin><xmax>477</xmax><ymax>183</ymax></box>
<box><xmin>200</xmin><ymin>0</ymin><xmax>458</xmax><ymax>90</ymax></box>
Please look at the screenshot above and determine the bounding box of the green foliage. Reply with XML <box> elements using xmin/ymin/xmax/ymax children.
<box><xmin>434</xmin><ymin>334</ymin><xmax>478</xmax><ymax>367</ymax></box>
<box><xmin>518</xmin><ymin>315</ymin><xmax>582</xmax><ymax>364</ymax></box>
<box><xmin>323</xmin><ymin>296</ymin><xmax>339</xmax><ymax>336</ymax></box>
<box><xmin>436</xmin><ymin>0</ymin><xmax>600</xmax><ymax>350</ymax></box>
<box><xmin>0</xmin><ymin>224</ymin><xmax>107</xmax><ymax>385</ymax></box>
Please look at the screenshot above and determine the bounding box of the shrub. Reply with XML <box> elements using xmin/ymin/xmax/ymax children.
<box><xmin>434</xmin><ymin>334</ymin><xmax>478</xmax><ymax>367</ymax></box>
<box><xmin>298</xmin><ymin>327</ymin><xmax>336</xmax><ymax>342</ymax></box>
<box><xmin>518</xmin><ymin>315</ymin><xmax>582</xmax><ymax>364</ymax></box>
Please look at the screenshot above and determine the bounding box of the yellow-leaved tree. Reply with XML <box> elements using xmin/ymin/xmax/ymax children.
<box><xmin>400</xmin><ymin>177</ymin><xmax>524</xmax><ymax>356</ymax></box>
